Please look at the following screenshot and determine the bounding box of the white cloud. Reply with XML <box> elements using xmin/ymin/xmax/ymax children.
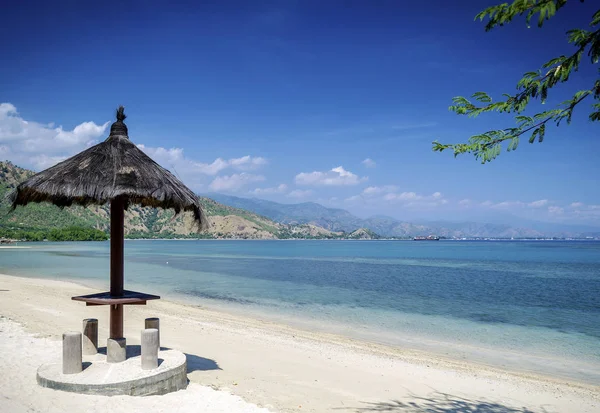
<box><xmin>249</xmin><ymin>184</ymin><xmax>288</xmax><ymax>195</ymax></box>
<box><xmin>355</xmin><ymin>186</ymin><xmax>443</xmax><ymax>206</ymax></box>
<box><xmin>458</xmin><ymin>199</ymin><xmax>472</xmax><ymax>206</ymax></box>
<box><xmin>494</xmin><ymin>201</ymin><xmax>526</xmax><ymax>209</ymax></box>
<box><xmin>548</xmin><ymin>206</ymin><xmax>564</xmax><ymax>215</ymax></box>
<box><xmin>295</xmin><ymin>166</ymin><xmax>367</xmax><ymax>186</ymax></box>
<box><xmin>387</xmin><ymin>191</ymin><xmax>447</xmax><ymax>208</ymax></box>
<box><xmin>381</xmin><ymin>191</ymin><xmax>444</xmax><ymax>204</ymax></box>
<box><xmin>135</xmin><ymin>145</ymin><xmax>268</xmax><ymax>190</ymax></box>
<box><xmin>287</xmin><ymin>189</ymin><xmax>313</xmax><ymax>199</ymax></box>
<box><xmin>0</xmin><ymin>102</ymin><xmax>109</xmax><ymax>170</ymax></box>
<box><xmin>479</xmin><ymin>200</ymin><xmax>548</xmax><ymax>210</ymax></box>
<box><xmin>209</xmin><ymin>173</ymin><xmax>265</xmax><ymax>192</ymax></box>
<box><xmin>346</xmin><ymin>186</ymin><xmax>446</xmax><ymax>209</ymax></box>
<box><xmin>470</xmin><ymin>199</ymin><xmax>600</xmax><ymax>224</ymax></box>
<box><xmin>29</xmin><ymin>155</ymin><xmax>71</xmax><ymax>170</ymax></box>
<box><xmin>563</xmin><ymin>202</ymin><xmax>600</xmax><ymax>222</ymax></box>
<box><xmin>361</xmin><ymin>158</ymin><xmax>376</xmax><ymax>168</ymax></box>
<box><xmin>528</xmin><ymin>199</ymin><xmax>549</xmax><ymax>208</ymax></box>
<box><xmin>480</xmin><ymin>199</ymin><xmax>550</xmax><ymax>210</ymax></box>
<box><xmin>0</xmin><ymin>103</ymin><xmax>15</xmax><ymax>117</ymax></box>
<box><xmin>138</xmin><ymin>145</ymin><xmax>267</xmax><ymax>176</ymax></box>
<box><xmin>362</xmin><ymin>185</ymin><xmax>398</xmax><ymax>195</ymax></box>
<box><xmin>383</xmin><ymin>192</ymin><xmax>420</xmax><ymax>202</ymax></box>
<box><xmin>137</xmin><ymin>145</ymin><xmax>184</xmax><ymax>165</ymax></box>
<box><xmin>229</xmin><ymin>155</ymin><xmax>268</xmax><ymax>170</ymax></box>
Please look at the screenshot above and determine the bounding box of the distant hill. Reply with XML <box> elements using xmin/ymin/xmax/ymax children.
<box><xmin>207</xmin><ymin>193</ymin><xmax>363</xmax><ymax>232</ymax></box>
<box><xmin>0</xmin><ymin>161</ymin><xmax>348</xmax><ymax>240</ymax></box>
<box><xmin>206</xmin><ymin>193</ymin><xmax>600</xmax><ymax>239</ymax></box>
<box><xmin>347</xmin><ymin>228</ymin><xmax>380</xmax><ymax>240</ymax></box>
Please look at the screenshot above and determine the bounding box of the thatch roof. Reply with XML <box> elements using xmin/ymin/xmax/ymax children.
<box><xmin>10</xmin><ymin>107</ymin><xmax>207</xmax><ymax>231</ymax></box>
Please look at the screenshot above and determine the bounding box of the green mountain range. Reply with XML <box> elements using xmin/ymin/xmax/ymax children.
<box><xmin>0</xmin><ymin>161</ymin><xmax>376</xmax><ymax>240</ymax></box>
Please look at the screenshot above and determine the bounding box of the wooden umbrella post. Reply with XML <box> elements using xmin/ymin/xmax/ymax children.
<box><xmin>73</xmin><ymin>192</ymin><xmax>159</xmax><ymax>361</ymax></box>
<box><xmin>72</xmin><ymin>194</ymin><xmax>160</xmax><ymax>363</ymax></box>
<box><xmin>110</xmin><ymin>197</ymin><xmax>125</xmax><ymax>339</ymax></box>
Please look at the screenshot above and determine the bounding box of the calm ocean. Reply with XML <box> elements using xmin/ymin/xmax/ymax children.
<box><xmin>1</xmin><ymin>240</ymin><xmax>599</xmax><ymax>384</ymax></box>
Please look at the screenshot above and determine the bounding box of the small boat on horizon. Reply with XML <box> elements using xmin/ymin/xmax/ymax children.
<box><xmin>413</xmin><ymin>235</ymin><xmax>440</xmax><ymax>241</ymax></box>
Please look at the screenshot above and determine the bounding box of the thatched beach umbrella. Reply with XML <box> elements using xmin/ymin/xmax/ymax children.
<box><xmin>10</xmin><ymin>107</ymin><xmax>207</xmax><ymax>355</ymax></box>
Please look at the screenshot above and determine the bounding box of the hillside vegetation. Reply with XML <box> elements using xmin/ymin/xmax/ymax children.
<box><xmin>0</xmin><ymin>161</ymin><xmax>373</xmax><ymax>240</ymax></box>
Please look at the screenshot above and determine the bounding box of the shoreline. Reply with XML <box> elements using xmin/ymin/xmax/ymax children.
<box><xmin>3</xmin><ymin>270</ymin><xmax>600</xmax><ymax>389</ymax></box>
<box><xmin>159</xmin><ymin>288</ymin><xmax>600</xmax><ymax>387</ymax></box>
<box><xmin>13</xmin><ymin>259</ymin><xmax>598</xmax><ymax>388</ymax></box>
<box><xmin>1</xmin><ymin>272</ymin><xmax>598</xmax><ymax>412</ymax></box>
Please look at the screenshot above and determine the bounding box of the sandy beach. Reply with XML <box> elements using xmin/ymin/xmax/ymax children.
<box><xmin>0</xmin><ymin>273</ymin><xmax>598</xmax><ymax>413</ymax></box>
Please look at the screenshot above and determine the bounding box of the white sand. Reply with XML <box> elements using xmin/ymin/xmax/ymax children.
<box><xmin>0</xmin><ymin>318</ymin><xmax>270</xmax><ymax>413</ymax></box>
<box><xmin>0</xmin><ymin>273</ymin><xmax>598</xmax><ymax>413</ymax></box>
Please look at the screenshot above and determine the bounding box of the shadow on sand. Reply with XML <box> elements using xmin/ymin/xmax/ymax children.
<box><xmin>185</xmin><ymin>353</ymin><xmax>221</xmax><ymax>372</ymax></box>
<box><xmin>96</xmin><ymin>345</ymin><xmax>220</xmax><ymax>373</ymax></box>
<box><xmin>343</xmin><ymin>391</ymin><xmax>545</xmax><ymax>413</ymax></box>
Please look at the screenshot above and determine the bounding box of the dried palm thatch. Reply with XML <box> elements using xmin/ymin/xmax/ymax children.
<box><xmin>10</xmin><ymin>106</ymin><xmax>207</xmax><ymax>231</ymax></box>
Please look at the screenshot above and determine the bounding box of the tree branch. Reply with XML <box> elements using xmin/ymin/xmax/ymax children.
<box><xmin>433</xmin><ymin>87</ymin><xmax>594</xmax><ymax>162</ymax></box>
<box><xmin>433</xmin><ymin>0</ymin><xmax>599</xmax><ymax>163</ymax></box>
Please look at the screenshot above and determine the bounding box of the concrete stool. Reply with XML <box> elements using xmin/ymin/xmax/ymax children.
<box><xmin>141</xmin><ymin>328</ymin><xmax>159</xmax><ymax>370</ymax></box>
<box><xmin>82</xmin><ymin>318</ymin><xmax>98</xmax><ymax>355</ymax></box>
<box><xmin>145</xmin><ymin>317</ymin><xmax>160</xmax><ymax>348</ymax></box>
<box><xmin>62</xmin><ymin>332</ymin><xmax>82</xmax><ymax>374</ymax></box>
<box><xmin>107</xmin><ymin>338</ymin><xmax>126</xmax><ymax>363</ymax></box>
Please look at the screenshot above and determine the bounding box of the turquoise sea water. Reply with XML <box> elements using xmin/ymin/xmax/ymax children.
<box><xmin>1</xmin><ymin>240</ymin><xmax>599</xmax><ymax>384</ymax></box>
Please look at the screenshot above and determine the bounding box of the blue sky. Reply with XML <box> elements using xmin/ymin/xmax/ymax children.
<box><xmin>1</xmin><ymin>0</ymin><xmax>598</xmax><ymax>226</ymax></box>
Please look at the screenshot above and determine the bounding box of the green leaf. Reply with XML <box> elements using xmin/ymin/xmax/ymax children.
<box><xmin>540</xmin><ymin>85</ymin><xmax>548</xmax><ymax>104</ymax></box>
<box><xmin>529</xmin><ymin>128</ymin><xmax>539</xmax><ymax>144</ymax></box>
<box><xmin>572</xmin><ymin>90</ymin><xmax>592</xmax><ymax>102</ymax></box>
<box><xmin>567</xmin><ymin>29</ymin><xmax>591</xmax><ymax>45</ymax></box>
<box><xmin>451</xmin><ymin>96</ymin><xmax>471</xmax><ymax>105</ymax></box>
<box><xmin>542</xmin><ymin>56</ymin><xmax>566</xmax><ymax>69</ymax></box>
<box><xmin>592</xmin><ymin>10</ymin><xmax>600</xmax><ymax>26</ymax></box>
<box><xmin>590</xmin><ymin>103</ymin><xmax>600</xmax><ymax>121</ymax></box>
<box><xmin>472</xmin><ymin>91</ymin><xmax>493</xmax><ymax>103</ymax></box>
<box><xmin>515</xmin><ymin>115</ymin><xmax>534</xmax><ymax>126</ymax></box>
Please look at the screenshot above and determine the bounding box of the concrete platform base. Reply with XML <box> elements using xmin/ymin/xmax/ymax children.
<box><xmin>36</xmin><ymin>347</ymin><xmax>187</xmax><ymax>396</ymax></box>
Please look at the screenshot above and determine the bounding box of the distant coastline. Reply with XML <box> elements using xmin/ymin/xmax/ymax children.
<box><xmin>9</xmin><ymin>237</ymin><xmax>600</xmax><ymax>243</ymax></box>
